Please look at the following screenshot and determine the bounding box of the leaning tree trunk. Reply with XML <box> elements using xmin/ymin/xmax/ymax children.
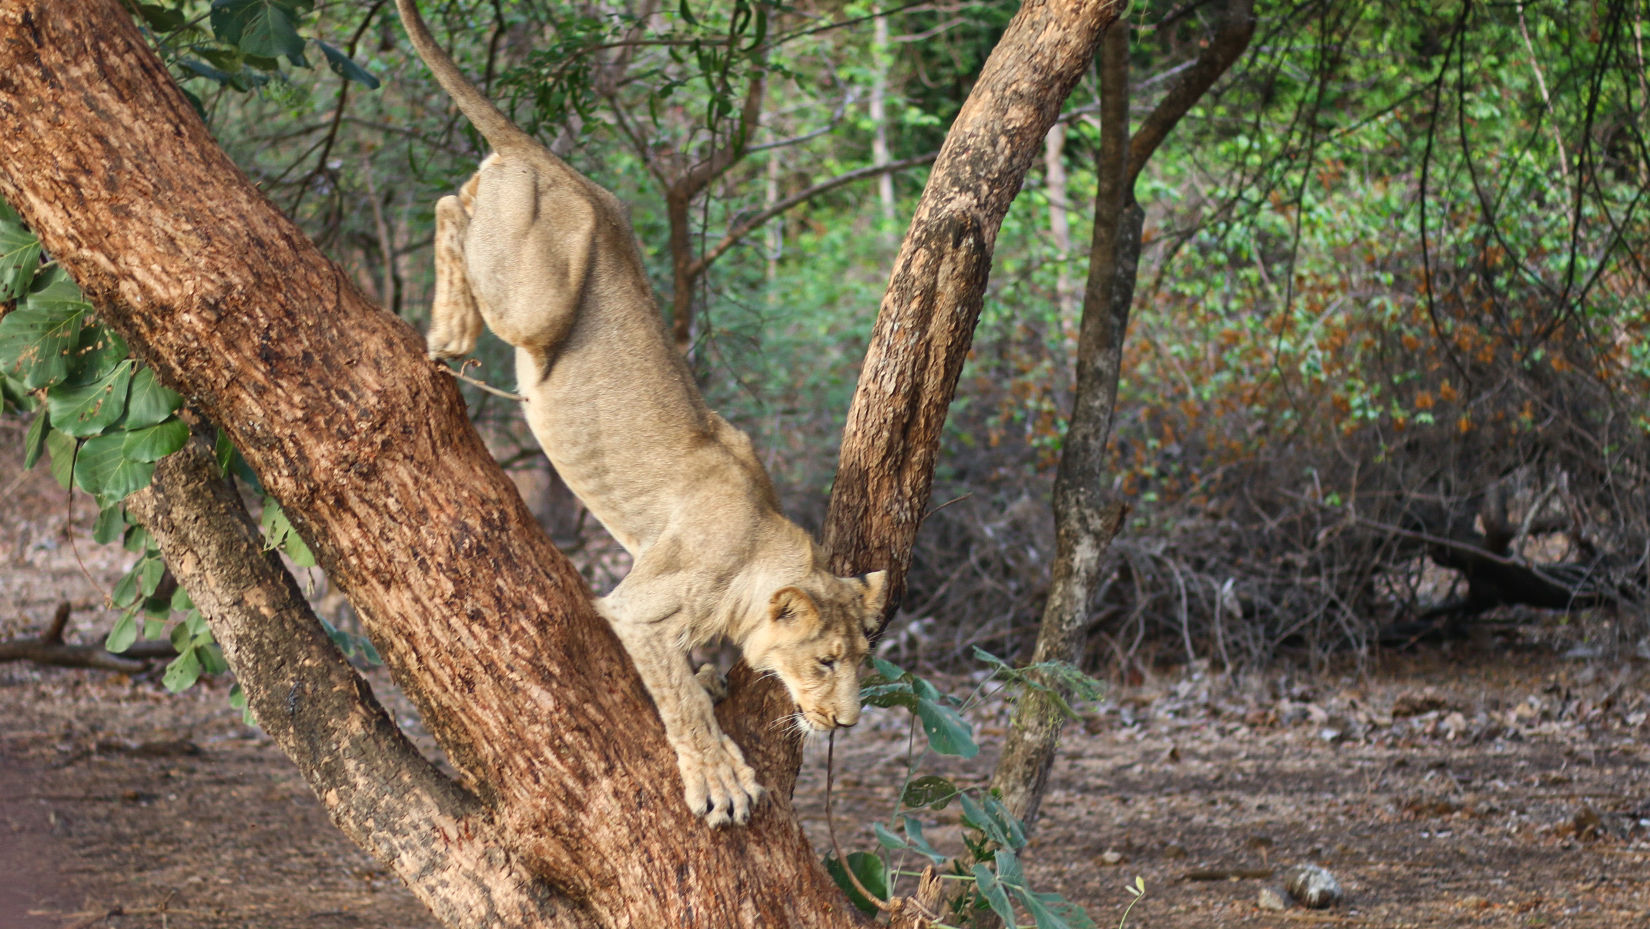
<box><xmin>988</xmin><ymin>0</ymin><xmax>1256</xmax><ymax>831</ymax></box>
<box><xmin>821</xmin><ymin>0</ymin><xmax>1121</xmax><ymax>603</ymax></box>
<box><xmin>0</xmin><ymin>0</ymin><xmax>1119</xmax><ymax>925</ymax></box>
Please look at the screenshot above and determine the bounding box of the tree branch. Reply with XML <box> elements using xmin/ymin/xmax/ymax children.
<box><xmin>687</xmin><ymin>150</ymin><xmax>940</xmax><ymax>279</ymax></box>
<box><xmin>125</xmin><ymin>437</ymin><xmax>585</xmax><ymax>929</ymax></box>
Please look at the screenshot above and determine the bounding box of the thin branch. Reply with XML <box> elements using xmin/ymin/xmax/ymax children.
<box><xmin>688</xmin><ymin>150</ymin><xmax>939</xmax><ymax>278</ymax></box>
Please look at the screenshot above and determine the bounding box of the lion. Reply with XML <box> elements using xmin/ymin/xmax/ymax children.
<box><xmin>396</xmin><ymin>0</ymin><xmax>889</xmax><ymax>827</ymax></box>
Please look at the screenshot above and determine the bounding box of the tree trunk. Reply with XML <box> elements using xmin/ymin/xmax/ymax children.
<box><xmin>989</xmin><ymin>23</ymin><xmax>1134</xmax><ymax>828</ymax></box>
<box><xmin>0</xmin><ymin>3</ymin><xmax>859</xmax><ymax>926</ymax></box>
<box><xmin>126</xmin><ymin>437</ymin><xmax>581</xmax><ymax>929</ymax></box>
<box><xmin>822</xmin><ymin>0</ymin><xmax>1122</xmax><ymax>605</ymax></box>
<box><xmin>1044</xmin><ymin>123</ymin><xmax>1077</xmax><ymax>330</ymax></box>
<box><xmin>988</xmin><ymin>0</ymin><xmax>1256</xmax><ymax>831</ymax></box>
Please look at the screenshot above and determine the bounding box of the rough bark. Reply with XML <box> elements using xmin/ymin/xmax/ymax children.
<box><xmin>988</xmin><ymin>20</ymin><xmax>1135</xmax><ymax>833</ymax></box>
<box><xmin>821</xmin><ymin>0</ymin><xmax>1123</xmax><ymax>607</ymax></box>
<box><xmin>0</xmin><ymin>3</ymin><xmax>862</xmax><ymax>926</ymax></box>
<box><xmin>125</xmin><ymin>437</ymin><xmax>581</xmax><ymax>929</ymax></box>
<box><xmin>988</xmin><ymin>0</ymin><xmax>1256</xmax><ymax>831</ymax></box>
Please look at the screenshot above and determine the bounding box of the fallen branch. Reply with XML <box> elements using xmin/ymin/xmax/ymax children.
<box><xmin>0</xmin><ymin>602</ymin><xmax>175</xmax><ymax>672</ymax></box>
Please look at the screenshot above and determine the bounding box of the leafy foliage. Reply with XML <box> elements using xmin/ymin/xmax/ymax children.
<box><xmin>830</xmin><ymin>654</ymin><xmax>1103</xmax><ymax>928</ymax></box>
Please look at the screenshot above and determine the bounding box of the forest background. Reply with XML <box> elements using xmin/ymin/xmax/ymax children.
<box><xmin>120</xmin><ymin>0</ymin><xmax>1646</xmax><ymax>670</ymax></box>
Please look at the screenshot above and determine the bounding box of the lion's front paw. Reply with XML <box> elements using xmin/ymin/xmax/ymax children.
<box><xmin>676</xmin><ymin>736</ymin><xmax>763</xmax><ymax>827</ymax></box>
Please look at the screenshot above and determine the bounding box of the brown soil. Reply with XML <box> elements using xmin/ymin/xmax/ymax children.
<box><xmin>5</xmin><ymin>420</ymin><xmax>1650</xmax><ymax>928</ymax></box>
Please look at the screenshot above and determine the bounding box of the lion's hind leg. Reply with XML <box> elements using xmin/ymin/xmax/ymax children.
<box><xmin>424</xmin><ymin>192</ymin><xmax>484</xmax><ymax>359</ymax></box>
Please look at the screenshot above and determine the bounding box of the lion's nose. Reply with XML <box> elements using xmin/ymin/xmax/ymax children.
<box><xmin>833</xmin><ymin>710</ymin><xmax>859</xmax><ymax>729</ymax></box>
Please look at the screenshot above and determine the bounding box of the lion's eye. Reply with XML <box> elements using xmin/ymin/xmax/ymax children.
<box><xmin>818</xmin><ymin>657</ymin><xmax>837</xmax><ymax>671</ymax></box>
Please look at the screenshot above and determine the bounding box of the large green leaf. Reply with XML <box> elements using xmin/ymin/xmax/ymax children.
<box><xmin>44</xmin><ymin>429</ymin><xmax>77</xmax><ymax>489</ymax></box>
<box><xmin>67</xmin><ymin>322</ymin><xmax>129</xmax><ymax>386</ymax></box>
<box><xmin>46</xmin><ymin>360</ymin><xmax>132</xmax><ymax>437</ymax></box>
<box><xmin>123</xmin><ymin>365</ymin><xmax>182</xmax><ymax>429</ymax></box>
<box><xmin>21</xmin><ymin>408</ymin><xmax>48</xmax><ymax>469</ymax></box>
<box><xmin>162</xmin><ymin>646</ymin><xmax>203</xmax><ymax>692</ymax></box>
<box><xmin>106</xmin><ymin>612</ymin><xmax>139</xmax><ymax>654</ymax></box>
<box><xmin>0</xmin><ymin>220</ymin><xmax>40</xmax><ymax>301</ymax></box>
<box><xmin>123</xmin><ymin>419</ymin><xmax>190</xmax><ymax>463</ymax></box>
<box><xmin>1014</xmin><ymin>889</ymin><xmax>1096</xmax><ymax>929</ymax></box>
<box><xmin>901</xmin><ymin>774</ymin><xmax>960</xmax><ymax>810</ymax></box>
<box><xmin>73</xmin><ymin>431</ymin><xmax>155</xmax><ymax>501</ymax></box>
<box><xmin>210</xmin><ymin>0</ymin><xmax>311</xmax><ymax>60</ymax></box>
<box><xmin>316</xmin><ymin>39</ymin><xmax>380</xmax><ymax>88</ymax></box>
<box><xmin>972</xmin><ymin>863</ymin><xmax>1016</xmax><ymax>927</ymax></box>
<box><xmin>824</xmin><ymin>851</ymin><xmax>886</xmax><ymax>916</ymax></box>
<box><xmin>914</xmin><ymin>694</ymin><xmax>978</xmax><ymax>758</ymax></box>
<box><xmin>0</xmin><ymin>272</ymin><xmax>90</xmax><ymax>388</ymax></box>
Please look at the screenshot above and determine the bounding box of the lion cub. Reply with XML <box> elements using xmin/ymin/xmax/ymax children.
<box><xmin>398</xmin><ymin>0</ymin><xmax>888</xmax><ymax>827</ymax></box>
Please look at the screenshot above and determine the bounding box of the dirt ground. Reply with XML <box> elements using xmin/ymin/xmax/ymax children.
<box><xmin>5</xmin><ymin>419</ymin><xmax>1650</xmax><ymax>929</ymax></box>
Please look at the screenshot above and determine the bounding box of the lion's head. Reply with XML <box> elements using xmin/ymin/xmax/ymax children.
<box><xmin>744</xmin><ymin>570</ymin><xmax>889</xmax><ymax>730</ymax></box>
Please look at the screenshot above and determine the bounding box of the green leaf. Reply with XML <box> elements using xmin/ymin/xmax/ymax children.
<box><xmin>210</xmin><ymin>0</ymin><xmax>311</xmax><ymax>60</ymax></box>
<box><xmin>170</xmin><ymin>585</ymin><xmax>194</xmax><ymax>612</ymax></box>
<box><xmin>123</xmin><ymin>523</ymin><xmax>151</xmax><ymax>553</ymax></box>
<box><xmin>106</xmin><ymin>612</ymin><xmax>138</xmax><ymax>654</ymax></box>
<box><xmin>915</xmin><ymin>694</ymin><xmax>978</xmax><ymax>757</ymax></box>
<box><xmin>823</xmin><ymin>851</ymin><xmax>886</xmax><ymax>916</ymax></box>
<box><xmin>144</xmin><ymin>616</ymin><xmax>167</xmax><ymax>639</ymax></box>
<box><xmin>1014</xmin><ymin>890</ymin><xmax>1096</xmax><ymax>929</ymax></box>
<box><xmin>199</xmin><ymin>642</ymin><xmax>228</xmax><ymax>675</ymax></box>
<box><xmin>961</xmin><ymin>793</ymin><xmax>1015</xmax><ymax>848</ymax></box>
<box><xmin>112</xmin><ymin>568</ymin><xmax>142</xmax><ymax>609</ymax></box>
<box><xmin>972</xmin><ymin>863</ymin><xmax>1016</xmax><ymax>927</ymax></box>
<box><xmin>73</xmin><ymin>431</ymin><xmax>154</xmax><ymax>501</ymax></box>
<box><xmin>260</xmin><ymin>498</ymin><xmax>315</xmax><ymax>566</ymax></box>
<box><xmin>983</xmin><ymin>794</ymin><xmax>1028</xmax><ymax>850</ymax></box>
<box><xmin>0</xmin><ymin>219</ymin><xmax>40</xmax><ymax>301</ymax></box>
<box><xmin>46</xmin><ymin>359</ymin><xmax>132</xmax><ymax>437</ymax></box>
<box><xmin>994</xmin><ymin>848</ymin><xmax>1025</xmax><ymax>889</ymax></box>
<box><xmin>162</xmin><ymin>646</ymin><xmax>203</xmax><ymax>692</ymax></box>
<box><xmin>22</xmin><ymin>408</ymin><xmax>48</xmax><ymax>469</ymax></box>
<box><xmin>66</xmin><ymin>322</ymin><xmax>129</xmax><ymax>386</ymax></box>
<box><xmin>901</xmin><ymin>774</ymin><xmax>959</xmax><ymax>810</ymax></box>
<box><xmin>92</xmin><ymin>504</ymin><xmax>126</xmax><ymax>544</ymax></box>
<box><xmin>899</xmin><ymin>815</ymin><xmax>949</xmax><ymax>865</ymax></box>
<box><xmin>136</xmin><ymin>2</ymin><xmax>188</xmax><ymax>31</ymax></box>
<box><xmin>140</xmin><ymin>554</ymin><xmax>166</xmax><ymax>596</ymax></box>
<box><xmin>122</xmin><ymin>419</ymin><xmax>190</xmax><ymax>463</ymax></box>
<box><xmin>872</xmin><ymin>821</ymin><xmax>907</xmax><ymax>852</ymax></box>
<box><xmin>144</xmin><ymin>594</ymin><xmax>173</xmax><ymax>619</ymax></box>
<box><xmin>45</xmin><ymin>429</ymin><xmax>77</xmax><ymax>489</ymax></box>
<box><xmin>170</xmin><ymin>621</ymin><xmax>192</xmax><ymax>651</ymax></box>
<box><xmin>123</xmin><ymin>366</ymin><xmax>182</xmax><ymax>429</ymax></box>
<box><xmin>0</xmin><ymin>274</ymin><xmax>90</xmax><ymax>388</ymax></box>
<box><xmin>315</xmin><ymin>40</ymin><xmax>380</xmax><ymax>88</ymax></box>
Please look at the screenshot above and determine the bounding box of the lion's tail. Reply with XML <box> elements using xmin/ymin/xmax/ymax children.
<box><xmin>395</xmin><ymin>0</ymin><xmax>535</xmax><ymax>156</ymax></box>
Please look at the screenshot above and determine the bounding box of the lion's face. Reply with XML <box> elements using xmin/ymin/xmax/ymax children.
<box><xmin>745</xmin><ymin>571</ymin><xmax>888</xmax><ymax>731</ymax></box>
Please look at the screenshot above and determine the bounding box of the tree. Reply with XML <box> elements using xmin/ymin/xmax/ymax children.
<box><xmin>989</xmin><ymin>0</ymin><xmax>1256</xmax><ymax>829</ymax></box>
<box><xmin>0</xmin><ymin>0</ymin><xmax>1119</xmax><ymax>926</ymax></box>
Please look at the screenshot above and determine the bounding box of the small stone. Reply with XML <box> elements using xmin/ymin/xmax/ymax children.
<box><xmin>1283</xmin><ymin>864</ymin><xmax>1343</xmax><ymax>909</ymax></box>
<box><xmin>1257</xmin><ymin>886</ymin><xmax>1289</xmax><ymax>911</ymax></box>
<box><xmin>1162</xmin><ymin>843</ymin><xmax>1189</xmax><ymax>860</ymax></box>
<box><xmin>1459</xmin><ymin>894</ymin><xmax>1491</xmax><ymax>910</ymax></box>
<box><xmin>1098</xmin><ymin>850</ymin><xmax>1126</xmax><ymax>866</ymax></box>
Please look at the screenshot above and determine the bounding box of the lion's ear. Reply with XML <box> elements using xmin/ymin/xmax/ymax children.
<box><xmin>857</xmin><ymin>570</ymin><xmax>889</xmax><ymax>634</ymax></box>
<box><xmin>768</xmin><ymin>586</ymin><xmax>820</xmax><ymax>627</ymax></box>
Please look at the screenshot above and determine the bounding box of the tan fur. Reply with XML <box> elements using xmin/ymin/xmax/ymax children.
<box><xmin>398</xmin><ymin>0</ymin><xmax>889</xmax><ymax>827</ymax></box>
